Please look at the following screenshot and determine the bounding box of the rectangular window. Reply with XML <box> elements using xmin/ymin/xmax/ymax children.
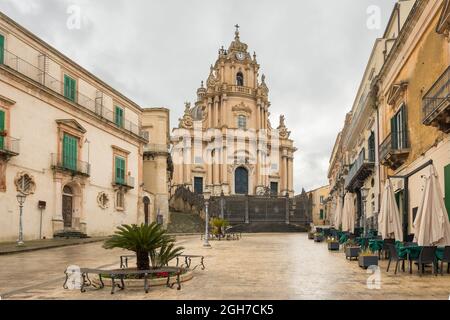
<box><xmin>320</xmin><ymin>209</ymin><xmax>324</xmax><ymax>220</ymax></box>
<box><xmin>0</xmin><ymin>34</ymin><xmax>4</xmax><ymax>65</ymax></box>
<box><xmin>238</xmin><ymin>115</ymin><xmax>247</xmax><ymax>130</ymax></box>
<box><xmin>270</xmin><ymin>182</ymin><xmax>278</xmax><ymax>196</ymax></box>
<box><xmin>116</xmin><ymin>191</ymin><xmax>124</xmax><ymax>209</ymax></box>
<box><xmin>63</xmin><ymin>74</ymin><xmax>76</xmax><ymax>102</ymax></box>
<box><xmin>62</xmin><ymin>134</ymin><xmax>78</xmax><ymax>171</ymax></box>
<box><xmin>115</xmin><ymin>156</ymin><xmax>126</xmax><ymax>185</ymax></box>
<box><xmin>194</xmin><ymin>177</ymin><xmax>204</xmax><ymax>194</ymax></box>
<box><xmin>391</xmin><ymin>104</ymin><xmax>408</xmax><ymax>150</ymax></box>
<box><xmin>115</xmin><ymin>106</ymin><xmax>124</xmax><ymax>128</ymax></box>
<box><xmin>320</xmin><ymin>196</ymin><xmax>324</xmax><ymax>204</ymax></box>
<box><xmin>445</xmin><ymin>164</ymin><xmax>450</xmax><ymax>220</ymax></box>
<box><xmin>368</xmin><ymin>131</ymin><xmax>375</xmax><ymax>162</ymax></box>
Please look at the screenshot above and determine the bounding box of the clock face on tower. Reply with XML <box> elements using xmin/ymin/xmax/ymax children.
<box><xmin>235</xmin><ymin>52</ymin><xmax>245</xmax><ymax>61</ymax></box>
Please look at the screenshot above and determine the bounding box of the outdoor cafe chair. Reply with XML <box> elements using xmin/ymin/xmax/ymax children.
<box><xmin>386</xmin><ymin>244</ymin><xmax>406</xmax><ymax>275</ymax></box>
<box><xmin>381</xmin><ymin>239</ymin><xmax>396</xmax><ymax>259</ymax></box>
<box><xmin>440</xmin><ymin>246</ymin><xmax>450</xmax><ymax>276</ymax></box>
<box><xmin>412</xmin><ymin>246</ymin><xmax>438</xmax><ymax>276</ymax></box>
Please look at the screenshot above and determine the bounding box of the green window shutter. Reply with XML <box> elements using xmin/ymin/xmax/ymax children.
<box><xmin>63</xmin><ymin>134</ymin><xmax>78</xmax><ymax>171</ymax></box>
<box><xmin>391</xmin><ymin>116</ymin><xmax>398</xmax><ymax>150</ymax></box>
<box><xmin>0</xmin><ymin>34</ymin><xmax>4</xmax><ymax>64</ymax></box>
<box><xmin>115</xmin><ymin>106</ymin><xmax>124</xmax><ymax>128</ymax></box>
<box><xmin>320</xmin><ymin>209</ymin><xmax>324</xmax><ymax>220</ymax></box>
<box><xmin>445</xmin><ymin>165</ymin><xmax>450</xmax><ymax>220</ymax></box>
<box><xmin>64</xmin><ymin>75</ymin><xmax>76</xmax><ymax>102</ymax></box>
<box><xmin>401</xmin><ymin>104</ymin><xmax>408</xmax><ymax>148</ymax></box>
<box><xmin>0</xmin><ymin>110</ymin><xmax>5</xmax><ymax>150</ymax></box>
<box><xmin>115</xmin><ymin>156</ymin><xmax>125</xmax><ymax>184</ymax></box>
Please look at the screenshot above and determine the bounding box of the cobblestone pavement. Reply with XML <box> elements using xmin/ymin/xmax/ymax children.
<box><xmin>1</xmin><ymin>233</ymin><xmax>449</xmax><ymax>300</ymax></box>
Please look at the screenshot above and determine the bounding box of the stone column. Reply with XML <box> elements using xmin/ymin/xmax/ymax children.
<box><xmin>52</xmin><ymin>178</ymin><xmax>64</xmax><ymax>233</ymax></box>
<box><xmin>214</xmin><ymin>97</ymin><xmax>220</xmax><ymax>127</ymax></box>
<box><xmin>207</xmin><ymin>150</ymin><xmax>213</xmax><ymax>187</ymax></box>
<box><xmin>256</xmin><ymin>102</ymin><xmax>261</xmax><ymax>131</ymax></box>
<box><xmin>208</xmin><ymin>98</ymin><xmax>214</xmax><ymax>128</ymax></box>
<box><xmin>288</xmin><ymin>157</ymin><xmax>293</xmax><ymax>194</ymax></box>
<box><xmin>221</xmin><ymin>95</ymin><xmax>227</xmax><ymax>128</ymax></box>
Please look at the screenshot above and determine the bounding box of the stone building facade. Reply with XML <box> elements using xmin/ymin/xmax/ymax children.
<box><xmin>171</xmin><ymin>27</ymin><xmax>296</xmax><ymax>198</ymax></box>
<box><xmin>0</xmin><ymin>12</ymin><xmax>170</xmax><ymax>241</ymax></box>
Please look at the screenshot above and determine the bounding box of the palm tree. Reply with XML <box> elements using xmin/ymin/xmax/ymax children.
<box><xmin>103</xmin><ymin>223</ymin><xmax>183</xmax><ymax>270</ymax></box>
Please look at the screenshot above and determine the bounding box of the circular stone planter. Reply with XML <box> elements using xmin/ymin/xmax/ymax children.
<box><xmin>91</xmin><ymin>270</ymin><xmax>194</xmax><ymax>288</ymax></box>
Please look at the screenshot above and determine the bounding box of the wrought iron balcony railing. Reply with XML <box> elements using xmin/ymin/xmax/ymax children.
<box><xmin>51</xmin><ymin>153</ymin><xmax>90</xmax><ymax>176</ymax></box>
<box><xmin>0</xmin><ymin>135</ymin><xmax>20</xmax><ymax>158</ymax></box>
<box><xmin>422</xmin><ymin>66</ymin><xmax>450</xmax><ymax>133</ymax></box>
<box><xmin>113</xmin><ymin>175</ymin><xmax>135</xmax><ymax>189</ymax></box>
<box><xmin>1</xmin><ymin>48</ymin><xmax>147</xmax><ymax>140</ymax></box>
<box><xmin>344</xmin><ymin>149</ymin><xmax>375</xmax><ymax>192</ymax></box>
<box><xmin>380</xmin><ymin>133</ymin><xmax>409</xmax><ymax>170</ymax></box>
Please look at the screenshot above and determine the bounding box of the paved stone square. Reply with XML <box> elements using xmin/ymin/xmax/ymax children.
<box><xmin>1</xmin><ymin>233</ymin><xmax>449</xmax><ymax>300</ymax></box>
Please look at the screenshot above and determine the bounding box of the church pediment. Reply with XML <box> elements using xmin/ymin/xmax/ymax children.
<box><xmin>437</xmin><ymin>0</ymin><xmax>450</xmax><ymax>35</ymax></box>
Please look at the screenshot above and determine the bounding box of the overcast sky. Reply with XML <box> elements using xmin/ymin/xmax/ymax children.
<box><xmin>0</xmin><ymin>0</ymin><xmax>397</xmax><ymax>192</ymax></box>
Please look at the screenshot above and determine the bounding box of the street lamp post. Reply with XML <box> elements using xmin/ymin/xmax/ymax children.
<box><xmin>16</xmin><ymin>192</ymin><xmax>27</xmax><ymax>246</ymax></box>
<box><xmin>361</xmin><ymin>188</ymin><xmax>369</xmax><ymax>238</ymax></box>
<box><xmin>203</xmin><ymin>190</ymin><xmax>212</xmax><ymax>248</ymax></box>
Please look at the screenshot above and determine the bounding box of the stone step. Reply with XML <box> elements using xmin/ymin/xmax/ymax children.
<box><xmin>53</xmin><ymin>230</ymin><xmax>89</xmax><ymax>239</ymax></box>
<box><xmin>166</xmin><ymin>211</ymin><xmax>204</xmax><ymax>234</ymax></box>
<box><xmin>228</xmin><ymin>222</ymin><xmax>308</xmax><ymax>233</ymax></box>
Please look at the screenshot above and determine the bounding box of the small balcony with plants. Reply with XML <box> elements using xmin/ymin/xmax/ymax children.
<box><xmin>422</xmin><ymin>66</ymin><xmax>450</xmax><ymax>133</ymax></box>
<box><xmin>51</xmin><ymin>153</ymin><xmax>90</xmax><ymax>177</ymax></box>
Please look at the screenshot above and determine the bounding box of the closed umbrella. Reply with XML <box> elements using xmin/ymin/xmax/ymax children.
<box><xmin>333</xmin><ymin>196</ymin><xmax>343</xmax><ymax>228</ymax></box>
<box><xmin>378</xmin><ymin>179</ymin><xmax>403</xmax><ymax>241</ymax></box>
<box><xmin>413</xmin><ymin>166</ymin><xmax>450</xmax><ymax>246</ymax></box>
<box><xmin>342</xmin><ymin>193</ymin><xmax>355</xmax><ymax>233</ymax></box>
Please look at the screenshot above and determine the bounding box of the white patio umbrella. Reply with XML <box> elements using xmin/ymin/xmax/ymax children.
<box><xmin>333</xmin><ymin>196</ymin><xmax>343</xmax><ymax>228</ymax></box>
<box><xmin>413</xmin><ymin>166</ymin><xmax>450</xmax><ymax>246</ymax></box>
<box><xmin>378</xmin><ymin>179</ymin><xmax>403</xmax><ymax>241</ymax></box>
<box><xmin>341</xmin><ymin>193</ymin><xmax>355</xmax><ymax>233</ymax></box>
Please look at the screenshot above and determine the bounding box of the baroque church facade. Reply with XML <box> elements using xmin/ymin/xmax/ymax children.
<box><xmin>171</xmin><ymin>27</ymin><xmax>296</xmax><ymax>198</ymax></box>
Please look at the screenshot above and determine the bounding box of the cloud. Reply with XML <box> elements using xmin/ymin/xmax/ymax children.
<box><xmin>0</xmin><ymin>0</ymin><xmax>397</xmax><ymax>192</ymax></box>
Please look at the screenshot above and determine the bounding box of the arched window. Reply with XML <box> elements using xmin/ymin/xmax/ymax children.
<box><xmin>236</xmin><ymin>72</ymin><xmax>244</xmax><ymax>86</ymax></box>
<box><xmin>238</xmin><ymin>115</ymin><xmax>247</xmax><ymax>130</ymax></box>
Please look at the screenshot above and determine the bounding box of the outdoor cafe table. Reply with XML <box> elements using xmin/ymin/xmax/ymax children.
<box><xmin>396</xmin><ymin>244</ymin><xmax>445</xmax><ymax>273</ymax></box>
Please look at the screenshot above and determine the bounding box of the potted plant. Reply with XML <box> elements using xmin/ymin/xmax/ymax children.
<box><xmin>314</xmin><ymin>232</ymin><xmax>324</xmax><ymax>243</ymax></box>
<box><xmin>327</xmin><ymin>237</ymin><xmax>340</xmax><ymax>251</ymax></box>
<box><xmin>210</xmin><ymin>217</ymin><xmax>229</xmax><ymax>239</ymax></box>
<box><xmin>344</xmin><ymin>239</ymin><xmax>360</xmax><ymax>261</ymax></box>
<box><xmin>358</xmin><ymin>248</ymin><xmax>379</xmax><ymax>269</ymax></box>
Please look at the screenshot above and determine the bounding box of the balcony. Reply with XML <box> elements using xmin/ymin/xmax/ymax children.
<box><xmin>380</xmin><ymin>134</ymin><xmax>409</xmax><ymax>170</ymax></box>
<box><xmin>0</xmin><ymin>135</ymin><xmax>20</xmax><ymax>160</ymax></box>
<box><xmin>143</xmin><ymin>143</ymin><xmax>169</xmax><ymax>156</ymax></box>
<box><xmin>113</xmin><ymin>175</ymin><xmax>135</xmax><ymax>190</ymax></box>
<box><xmin>344</xmin><ymin>149</ymin><xmax>375</xmax><ymax>192</ymax></box>
<box><xmin>51</xmin><ymin>154</ymin><xmax>90</xmax><ymax>177</ymax></box>
<box><xmin>422</xmin><ymin>66</ymin><xmax>450</xmax><ymax>133</ymax></box>
<box><xmin>226</xmin><ymin>85</ymin><xmax>255</xmax><ymax>96</ymax></box>
<box><xmin>1</xmin><ymin>48</ymin><xmax>147</xmax><ymax>140</ymax></box>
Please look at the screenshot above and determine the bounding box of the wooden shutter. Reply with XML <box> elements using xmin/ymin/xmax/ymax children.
<box><xmin>0</xmin><ymin>110</ymin><xmax>5</xmax><ymax>150</ymax></box>
<box><xmin>63</xmin><ymin>134</ymin><xmax>78</xmax><ymax>171</ymax></box>
<box><xmin>64</xmin><ymin>75</ymin><xmax>76</xmax><ymax>102</ymax></box>
<box><xmin>390</xmin><ymin>116</ymin><xmax>398</xmax><ymax>149</ymax></box>
<box><xmin>400</xmin><ymin>104</ymin><xmax>408</xmax><ymax>148</ymax></box>
<box><xmin>0</xmin><ymin>34</ymin><xmax>4</xmax><ymax>64</ymax></box>
<box><xmin>115</xmin><ymin>156</ymin><xmax>125</xmax><ymax>184</ymax></box>
<box><xmin>115</xmin><ymin>106</ymin><xmax>124</xmax><ymax>128</ymax></box>
<box><xmin>445</xmin><ymin>164</ymin><xmax>450</xmax><ymax>220</ymax></box>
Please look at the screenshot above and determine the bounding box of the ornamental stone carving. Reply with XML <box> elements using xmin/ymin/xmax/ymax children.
<box><xmin>97</xmin><ymin>192</ymin><xmax>110</xmax><ymax>209</ymax></box>
<box><xmin>14</xmin><ymin>171</ymin><xmax>36</xmax><ymax>195</ymax></box>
